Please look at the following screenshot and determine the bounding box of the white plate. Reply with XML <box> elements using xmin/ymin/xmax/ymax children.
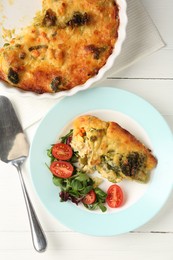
<box><xmin>0</xmin><ymin>0</ymin><xmax>127</xmax><ymax>98</ymax></box>
<box><xmin>29</xmin><ymin>87</ymin><xmax>173</xmax><ymax>236</ymax></box>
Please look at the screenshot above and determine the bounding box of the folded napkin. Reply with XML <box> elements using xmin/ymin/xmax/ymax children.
<box><xmin>0</xmin><ymin>0</ymin><xmax>165</xmax><ymax>130</ymax></box>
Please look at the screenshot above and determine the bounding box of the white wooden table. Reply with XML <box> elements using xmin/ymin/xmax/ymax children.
<box><xmin>0</xmin><ymin>0</ymin><xmax>173</xmax><ymax>259</ymax></box>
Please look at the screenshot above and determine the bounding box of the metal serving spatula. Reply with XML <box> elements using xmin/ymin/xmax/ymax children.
<box><xmin>0</xmin><ymin>96</ymin><xmax>47</xmax><ymax>252</ymax></box>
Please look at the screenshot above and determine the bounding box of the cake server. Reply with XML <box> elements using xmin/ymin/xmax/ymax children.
<box><xmin>0</xmin><ymin>96</ymin><xmax>47</xmax><ymax>252</ymax></box>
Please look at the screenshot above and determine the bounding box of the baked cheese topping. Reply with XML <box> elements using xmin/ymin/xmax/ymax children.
<box><xmin>0</xmin><ymin>0</ymin><xmax>119</xmax><ymax>94</ymax></box>
<box><xmin>71</xmin><ymin>115</ymin><xmax>157</xmax><ymax>183</ymax></box>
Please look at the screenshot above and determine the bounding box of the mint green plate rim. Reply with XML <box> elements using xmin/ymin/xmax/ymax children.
<box><xmin>29</xmin><ymin>87</ymin><xmax>173</xmax><ymax>236</ymax></box>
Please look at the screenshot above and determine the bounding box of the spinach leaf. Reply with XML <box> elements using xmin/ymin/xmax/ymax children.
<box><xmin>84</xmin><ymin>187</ymin><xmax>107</xmax><ymax>212</ymax></box>
<box><xmin>52</xmin><ymin>171</ymin><xmax>107</xmax><ymax>211</ymax></box>
<box><xmin>60</xmin><ymin>129</ymin><xmax>73</xmax><ymax>144</ymax></box>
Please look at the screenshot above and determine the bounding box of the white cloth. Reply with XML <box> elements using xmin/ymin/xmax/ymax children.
<box><xmin>0</xmin><ymin>0</ymin><xmax>165</xmax><ymax>130</ymax></box>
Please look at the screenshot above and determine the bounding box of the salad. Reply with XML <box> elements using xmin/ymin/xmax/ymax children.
<box><xmin>47</xmin><ymin>130</ymin><xmax>124</xmax><ymax>212</ymax></box>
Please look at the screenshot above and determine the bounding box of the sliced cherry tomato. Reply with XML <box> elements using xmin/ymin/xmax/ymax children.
<box><xmin>106</xmin><ymin>184</ymin><xmax>123</xmax><ymax>208</ymax></box>
<box><xmin>50</xmin><ymin>161</ymin><xmax>74</xmax><ymax>178</ymax></box>
<box><xmin>52</xmin><ymin>143</ymin><xmax>73</xmax><ymax>160</ymax></box>
<box><xmin>82</xmin><ymin>190</ymin><xmax>96</xmax><ymax>205</ymax></box>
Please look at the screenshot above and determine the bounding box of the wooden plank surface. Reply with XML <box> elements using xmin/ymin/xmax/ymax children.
<box><xmin>0</xmin><ymin>0</ymin><xmax>173</xmax><ymax>259</ymax></box>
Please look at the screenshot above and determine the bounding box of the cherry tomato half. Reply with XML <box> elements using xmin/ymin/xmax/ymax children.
<box><xmin>82</xmin><ymin>190</ymin><xmax>96</xmax><ymax>205</ymax></box>
<box><xmin>52</xmin><ymin>143</ymin><xmax>73</xmax><ymax>160</ymax></box>
<box><xmin>50</xmin><ymin>161</ymin><xmax>74</xmax><ymax>178</ymax></box>
<box><xmin>106</xmin><ymin>184</ymin><xmax>123</xmax><ymax>208</ymax></box>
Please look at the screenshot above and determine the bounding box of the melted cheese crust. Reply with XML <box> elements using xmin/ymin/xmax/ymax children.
<box><xmin>71</xmin><ymin>115</ymin><xmax>157</xmax><ymax>183</ymax></box>
<box><xmin>0</xmin><ymin>0</ymin><xmax>119</xmax><ymax>94</ymax></box>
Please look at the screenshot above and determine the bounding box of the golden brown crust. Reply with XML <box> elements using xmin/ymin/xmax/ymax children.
<box><xmin>71</xmin><ymin>115</ymin><xmax>157</xmax><ymax>183</ymax></box>
<box><xmin>0</xmin><ymin>0</ymin><xmax>119</xmax><ymax>94</ymax></box>
<box><xmin>73</xmin><ymin>115</ymin><xmax>108</xmax><ymax>137</ymax></box>
<box><xmin>106</xmin><ymin>122</ymin><xmax>157</xmax><ymax>169</ymax></box>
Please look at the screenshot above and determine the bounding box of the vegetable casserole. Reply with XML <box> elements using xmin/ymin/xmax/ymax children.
<box><xmin>0</xmin><ymin>0</ymin><xmax>119</xmax><ymax>94</ymax></box>
<box><xmin>71</xmin><ymin>115</ymin><xmax>158</xmax><ymax>183</ymax></box>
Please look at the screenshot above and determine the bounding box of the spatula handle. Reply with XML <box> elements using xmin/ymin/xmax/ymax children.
<box><xmin>14</xmin><ymin>162</ymin><xmax>47</xmax><ymax>252</ymax></box>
